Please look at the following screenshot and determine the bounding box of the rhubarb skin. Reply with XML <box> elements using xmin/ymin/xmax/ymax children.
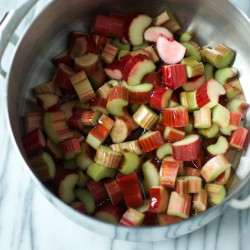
<box><xmin>138</xmin><ymin>131</ymin><xmax>164</xmax><ymax>152</ymax></box>
<box><xmin>25</xmin><ymin>111</ymin><xmax>43</xmax><ymax>134</ymax></box>
<box><xmin>184</xmin><ymin>167</ymin><xmax>200</xmax><ymax>177</ymax></box>
<box><xmin>142</xmin><ymin>71</ymin><xmax>162</xmax><ymax>86</ymax></box>
<box><xmin>167</xmin><ymin>191</ymin><xmax>192</xmax><ymax>219</ymax></box>
<box><xmin>22</xmin><ymin>128</ymin><xmax>46</xmax><ymax>156</ymax></box>
<box><xmin>160</xmin><ymin>161</ymin><xmax>179</xmax><ymax>188</ymax></box>
<box><xmin>117</xmin><ymin>172</ymin><xmax>143</xmax><ymax>207</ymax></box>
<box><xmin>148</xmin><ymin>186</ymin><xmax>169</xmax><ymax>213</ymax></box>
<box><xmin>149</xmin><ymin>86</ymin><xmax>173</xmax><ymax>111</ymax></box>
<box><xmin>229</xmin><ymin>112</ymin><xmax>243</xmax><ymax>128</ymax></box>
<box><xmin>87</xmin><ymin>180</ymin><xmax>108</xmax><ymax>204</ymax></box>
<box><xmin>163</xmin><ymin>106</ymin><xmax>189</xmax><ymax>127</ymax></box>
<box><xmin>172</xmin><ymin>134</ymin><xmax>201</xmax><ymax>161</ymax></box>
<box><xmin>162</xmin><ymin>64</ymin><xmax>187</xmax><ymax>90</ymax></box>
<box><xmin>91</xmin><ymin>14</ymin><xmax>124</xmax><ymax>38</ymax></box>
<box><xmin>163</xmin><ymin>126</ymin><xmax>185</xmax><ymax>143</ymax></box>
<box><xmin>54</xmin><ymin>63</ymin><xmax>75</xmax><ymax>91</ymax></box>
<box><xmin>60</xmin><ymin>138</ymin><xmax>81</xmax><ymax>160</ymax></box>
<box><xmin>229</xmin><ymin>127</ymin><xmax>248</xmax><ymax>149</ymax></box>
<box><xmin>103</xmin><ymin>179</ymin><xmax>123</xmax><ymax>206</ymax></box>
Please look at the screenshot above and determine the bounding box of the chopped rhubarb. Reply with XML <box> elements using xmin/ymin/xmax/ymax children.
<box><xmin>117</xmin><ymin>172</ymin><xmax>143</xmax><ymax>207</ymax></box>
<box><xmin>87</xmin><ymin>163</ymin><xmax>117</xmax><ymax>182</ymax></box>
<box><xmin>144</xmin><ymin>26</ymin><xmax>173</xmax><ymax>43</ymax></box>
<box><xmin>172</xmin><ymin>134</ymin><xmax>201</xmax><ymax>161</ymax></box>
<box><xmin>156</xmin><ymin>34</ymin><xmax>186</xmax><ymax>64</ymax></box>
<box><xmin>157</xmin><ymin>214</ymin><xmax>183</xmax><ymax>225</ymax></box>
<box><xmin>163</xmin><ymin>106</ymin><xmax>189</xmax><ymax>127</ymax></box>
<box><xmin>101</xmin><ymin>43</ymin><xmax>118</xmax><ymax>64</ymax></box>
<box><xmin>160</xmin><ymin>161</ymin><xmax>179</xmax><ymax>188</ymax></box>
<box><xmin>74</xmin><ymin>53</ymin><xmax>99</xmax><ymax>75</ymax></box>
<box><xmin>87</xmin><ymin>180</ymin><xmax>108</xmax><ymax>204</ymax></box>
<box><xmin>167</xmin><ymin>191</ymin><xmax>191</xmax><ymax>219</ymax></box>
<box><xmin>149</xmin><ymin>86</ymin><xmax>173</xmax><ymax>111</ymax></box>
<box><xmin>107</xmin><ymin>85</ymin><xmax>129</xmax><ymax>116</ymax></box>
<box><xmin>148</xmin><ymin>186</ymin><xmax>169</xmax><ymax>213</ymax></box>
<box><xmin>104</xmin><ymin>179</ymin><xmax>123</xmax><ymax>206</ymax></box>
<box><xmin>138</xmin><ymin>131</ymin><xmax>164</xmax><ymax>152</ymax></box>
<box><xmin>70</xmin><ymin>70</ymin><xmax>96</xmax><ymax>103</ymax></box>
<box><xmin>133</xmin><ymin>104</ymin><xmax>159</xmax><ymax>130</ymax></box>
<box><xmin>229</xmin><ymin>127</ymin><xmax>248</xmax><ymax>149</ymax></box>
<box><xmin>193</xmin><ymin>189</ymin><xmax>207</xmax><ymax>212</ymax></box>
<box><xmin>25</xmin><ymin>112</ymin><xmax>43</xmax><ymax>134</ymax></box>
<box><xmin>119</xmin><ymin>208</ymin><xmax>145</xmax><ymax>227</ymax></box>
<box><xmin>200</xmin><ymin>154</ymin><xmax>231</xmax><ymax>183</ymax></box>
<box><xmin>205</xmin><ymin>184</ymin><xmax>226</xmax><ymax>204</ymax></box>
<box><xmin>22</xmin><ymin>128</ymin><xmax>46</xmax><ymax>156</ymax></box>
<box><xmin>193</xmin><ymin>107</ymin><xmax>211</xmax><ymax>129</ymax></box>
<box><xmin>163</xmin><ymin>126</ymin><xmax>185</xmax><ymax>143</ymax></box>
<box><xmin>123</xmin><ymin>54</ymin><xmax>156</xmax><ymax>85</ymax></box>
<box><xmin>94</xmin><ymin>145</ymin><xmax>122</xmax><ymax>169</ymax></box>
<box><xmin>60</xmin><ymin>138</ymin><xmax>81</xmax><ymax>160</ymax></box>
<box><xmin>162</xmin><ymin>64</ymin><xmax>187</xmax><ymax>90</ymax></box>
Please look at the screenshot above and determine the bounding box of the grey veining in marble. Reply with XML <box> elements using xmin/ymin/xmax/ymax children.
<box><xmin>0</xmin><ymin>0</ymin><xmax>250</xmax><ymax>249</ymax></box>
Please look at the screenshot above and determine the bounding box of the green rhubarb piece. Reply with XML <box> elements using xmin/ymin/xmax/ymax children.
<box><xmin>118</xmin><ymin>49</ymin><xmax>130</xmax><ymax>59</ymax></box>
<box><xmin>107</xmin><ymin>79</ymin><xmax>120</xmax><ymax>87</ymax></box>
<box><xmin>142</xmin><ymin>159</ymin><xmax>160</xmax><ymax>195</ymax></box>
<box><xmin>204</xmin><ymin>63</ymin><xmax>214</xmax><ymax>81</ymax></box>
<box><xmin>155</xmin><ymin>11</ymin><xmax>181</xmax><ymax>33</ymax></box>
<box><xmin>212</xmin><ymin>104</ymin><xmax>230</xmax><ymax>128</ymax></box>
<box><xmin>75</xmin><ymin>188</ymin><xmax>96</xmax><ymax>214</ymax></box>
<box><xmin>207</xmin><ymin>136</ymin><xmax>228</xmax><ymax>155</ymax></box>
<box><xmin>220</xmin><ymin>126</ymin><xmax>234</xmax><ymax>136</ymax></box>
<box><xmin>198</xmin><ymin>122</ymin><xmax>219</xmax><ymax>138</ymax></box>
<box><xmin>74</xmin><ymin>102</ymin><xmax>90</xmax><ymax>110</ymax></box>
<box><xmin>130</xmin><ymin>103</ymin><xmax>141</xmax><ymax>113</ymax></box>
<box><xmin>181</xmin><ymin>56</ymin><xmax>204</xmax><ymax>78</ymax></box>
<box><xmin>184</xmin><ymin>117</ymin><xmax>194</xmax><ymax>134</ymax></box>
<box><xmin>226</xmin><ymin>99</ymin><xmax>245</xmax><ymax>112</ymax></box>
<box><xmin>225</xmin><ymin>84</ymin><xmax>240</xmax><ymax>99</ymax></box>
<box><xmin>202</xmin><ymin>44</ymin><xmax>235</xmax><ymax>69</ymax></box>
<box><xmin>214</xmin><ymin>67</ymin><xmax>238</xmax><ymax>85</ymax></box>
<box><xmin>75</xmin><ymin>143</ymin><xmax>94</xmax><ymax>170</ymax></box>
<box><xmin>87</xmin><ymin>163</ymin><xmax>117</xmax><ymax>182</ymax></box>
<box><xmin>180</xmin><ymin>91</ymin><xmax>199</xmax><ymax>112</ymax></box>
<box><xmin>156</xmin><ymin>143</ymin><xmax>173</xmax><ymax>160</ymax></box>
<box><xmin>193</xmin><ymin>108</ymin><xmax>211</xmax><ymax>129</ymax></box>
<box><xmin>112</xmin><ymin>38</ymin><xmax>131</xmax><ymax>51</ymax></box>
<box><xmin>205</xmin><ymin>184</ymin><xmax>226</xmax><ymax>204</ymax></box>
<box><xmin>119</xmin><ymin>152</ymin><xmax>140</xmax><ymax>175</ymax></box>
<box><xmin>201</xmin><ymin>155</ymin><xmax>231</xmax><ymax>183</ymax></box>
<box><xmin>95</xmin><ymin>210</ymin><xmax>119</xmax><ymax>224</ymax></box>
<box><xmin>180</xmin><ymin>31</ymin><xmax>194</xmax><ymax>42</ymax></box>
<box><xmin>62</xmin><ymin>159</ymin><xmax>77</xmax><ymax>170</ymax></box>
<box><xmin>77</xmin><ymin>170</ymin><xmax>90</xmax><ymax>187</ymax></box>
<box><xmin>133</xmin><ymin>42</ymin><xmax>149</xmax><ymax>51</ymax></box>
<box><xmin>44</xmin><ymin>112</ymin><xmax>65</xmax><ymax>144</ymax></box>
<box><xmin>29</xmin><ymin>151</ymin><xmax>56</xmax><ymax>182</ymax></box>
<box><xmin>181</xmin><ymin>41</ymin><xmax>201</xmax><ymax>62</ymax></box>
<box><xmin>135</xmin><ymin>199</ymin><xmax>150</xmax><ymax>213</ymax></box>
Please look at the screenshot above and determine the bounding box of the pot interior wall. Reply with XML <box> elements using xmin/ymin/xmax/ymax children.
<box><xmin>6</xmin><ymin>0</ymin><xmax>250</xmax><ymax>241</ymax></box>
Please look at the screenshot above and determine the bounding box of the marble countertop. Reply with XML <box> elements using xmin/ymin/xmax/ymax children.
<box><xmin>0</xmin><ymin>0</ymin><xmax>250</xmax><ymax>249</ymax></box>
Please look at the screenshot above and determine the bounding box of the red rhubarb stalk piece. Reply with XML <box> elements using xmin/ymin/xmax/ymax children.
<box><xmin>54</xmin><ymin>63</ymin><xmax>75</xmax><ymax>91</ymax></box>
<box><xmin>91</xmin><ymin>14</ymin><xmax>125</xmax><ymax>38</ymax></box>
<box><xmin>172</xmin><ymin>134</ymin><xmax>201</xmax><ymax>161</ymax></box>
<box><xmin>229</xmin><ymin>127</ymin><xmax>248</xmax><ymax>149</ymax></box>
<box><xmin>60</xmin><ymin>138</ymin><xmax>81</xmax><ymax>160</ymax></box>
<box><xmin>163</xmin><ymin>106</ymin><xmax>189</xmax><ymax>127</ymax></box>
<box><xmin>160</xmin><ymin>161</ymin><xmax>179</xmax><ymax>188</ymax></box>
<box><xmin>142</xmin><ymin>70</ymin><xmax>162</xmax><ymax>86</ymax></box>
<box><xmin>103</xmin><ymin>179</ymin><xmax>123</xmax><ymax>206</ymax></box>
<box><xmin>117</xmin><ymin>172</ymin><xmax>143</xmax><ymax>208</ymax></box>
<box><xmin>144</xmin><ymin>26</ymin><xmax>173</xmax><ymax>42</ymax></box>
<box><xmin>162</xmin><ymin>64</ymin><xmax>187</xmax><ymax>90</ymax></box>
<box><xmin>87</xmin><ymin>180</ymin><xmax>108</xmax><ymax>204</ymax></box>
<box><xmin>149</xmin><ymin>86</ymin><xmax>173</xmax><ymax>111</ymax></box>
<box><xmin>138</xmin><ymin>131</ymin><xmax>164</xmax><ymax>152</ymax></box>
<box><xmin>53</xmin><ymin>51</ymin><xmax>72</xmax><ymax>67</ymax></box>
<box><xmin>148</xmin><ymin>186</ymin><xmax>169</xmax><ymax>213</ymax></box>
<box><xmin>70</xmin><ymin>36</ymin><xmax>98</xmax><ymax>59</ymax></box>
<box><xmin>25</xmin><ymin>112</ymin><xmax>43</xmax><ymax>134</ymax></box>
<box><xmin>22</xmin><ymin>128</ymin><xmax>46</xmax><ymax>157</ymax></box>
<box><xmin>163</xmin><ymin>126</ymin><xmax>185</xmax><ymax>143</ymax></box>
<box><xmin>196</xmin><ymin>79</ymin><xmax>226</xmax><ymax>109</ymax></box>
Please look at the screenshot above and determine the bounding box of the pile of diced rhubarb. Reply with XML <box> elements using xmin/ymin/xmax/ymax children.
<box><xmin>21</xmin><ymin>10</ymin><xmax>249</xmax><ymax>227</ymax></box>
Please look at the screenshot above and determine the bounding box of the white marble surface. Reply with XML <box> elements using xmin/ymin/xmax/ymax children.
<box><xmin>0</xmin><ymin>0</ymin><xmax>250</xmax><ymax>249</ymax></box>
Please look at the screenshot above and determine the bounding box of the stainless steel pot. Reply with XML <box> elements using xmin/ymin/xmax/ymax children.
<box><xmin>0</xmin><ymin>0</ymin><xmax>250</xmax><ymax>242</ymax></box>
